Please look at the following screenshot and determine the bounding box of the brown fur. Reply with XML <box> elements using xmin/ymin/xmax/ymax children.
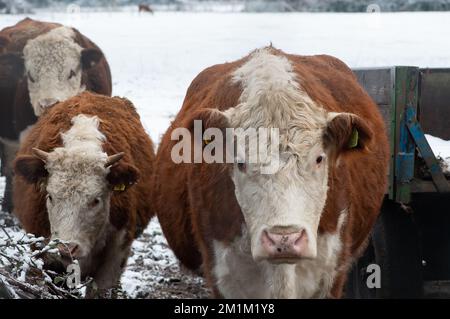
<box><xmin>154</xmin><ymin>47</ymin><xmax>389</xmax><ymax>298</ymax></box>
<box><xmin>13</xmin><ymin>91</ymin><xmax>155</xmax><ymax>273</ymax></box>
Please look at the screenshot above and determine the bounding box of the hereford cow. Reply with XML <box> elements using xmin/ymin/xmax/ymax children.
<box><xmin>154</xmin><ymin>47</ymin><xmax>389</xmax><ymax>298</ymax></box>
<box><xmin>0</xmin><ymin>18</ymin><xmax>112</xmax><ymax>213</ymax></box>
<box><xmin>13</xmin><ymin>92</ymin><xmax>155</xmax><ymax>296</ymax></box>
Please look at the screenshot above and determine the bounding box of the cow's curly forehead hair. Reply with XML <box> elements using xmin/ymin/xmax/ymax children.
<box><xmin>23</xmin><ymin>26</ymin><xmax>85</xmax><ymax>116</ymax></box>
<box><xmin>44</xmin><ymin>115</ymin><xmax>109</xmax><ymax>199</ymax></box>
<box><xmin>45</xmin><ymin>149</ymin><xmax>108</xmax><ymax>199</ymax></box>
<box><xmin>227</xmin><ymin>48</ymin><xmax>328</xmax><ymax>160</ymax></box>
<box><xmin>23</xmin><ymin>26</ymin><xmax>82</xmax><ymax>77</ymax></box>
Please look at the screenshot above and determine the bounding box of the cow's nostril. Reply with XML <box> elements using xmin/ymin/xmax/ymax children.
<box><xmin>69</xmin><ymin>243</ymin><xmax>79</xmax><ymax>256</ymax></box>
<box><xmin>261</xmin><ymin>227</ymin><xmax>310</xmax><ymax>259</ymax></box>
<box><xmin>261</xmin><ymin>230</ymin><xmax>276</xmax><ymax>246</ymax></box>
<box><xmin>57</xmin><ymin>242</ymin><xmax>81</xmax><ymax>259</ymax></box>
<box><xmin>294</xmin><ymin>229</ymin><xmax>306</xmax><ymax>245</ymax></box>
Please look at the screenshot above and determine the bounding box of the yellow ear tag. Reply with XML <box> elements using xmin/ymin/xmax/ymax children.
<box><xmin>204</xmin><ymin>138</ymin><xmax>211</xmax><ymax>145</ymax></box>
<box><xmin>113</xmin><ymin>184</ymin><xmax>126</xmax><ymax>192</ymax></box>
<box><xmin>348</xmin><ymin>128</ymin><xmax>359</xmax><ymax>149</ymax></box>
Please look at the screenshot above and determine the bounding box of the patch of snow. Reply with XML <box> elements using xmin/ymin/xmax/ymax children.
<box><xmin>120</xmin><ymin>218</ymin><xmax>208</xmax><ymax>299</ymax></box>
<box><xmin>426</xmin><ymin>134</ymin><xmax>450</xmax><ymax>173</ymax></box>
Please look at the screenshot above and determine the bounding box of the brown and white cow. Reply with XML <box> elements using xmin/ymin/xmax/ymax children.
<box><xmin>0</xmin><ymin>18</ymin><xmax>112</xmax><ymax>212</ymax></box>
<box><xmin>154</xmin><ymin>47</ymin><xmax>389</xmax><ymax>298</ymax></box>
<box><xmin>13</xmin><ymin>92</ymin><xmax>155</xmax><ymax>295</ymax></box>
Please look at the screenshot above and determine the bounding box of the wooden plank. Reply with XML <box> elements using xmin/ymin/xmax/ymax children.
<box><xmin>353</xmin><ymin>68</ymin><xmax>392</xmax><ymax>105</ymax></box>
<box><xmin>419</xmin><ymin>69</ymin><xmax>450</xmax><ymax>140</ymax></box>
<box><xmin>353</xmin><ymin>67</ymin><xmax>395</xmax><ymax>198</ymax></box>
<box><xmin>424</xmin><ymin>280</ymin><xmax>450</xmax><ymax>298</ymax></box>
<box><xmin>377</xmin><ymin>104</ymin><xmax>391</xmax><ymax>138</ymax></box>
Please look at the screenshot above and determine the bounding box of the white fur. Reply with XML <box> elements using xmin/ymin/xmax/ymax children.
<box><xmin>224</xmin><ymin>48</ymin><xmax>330</xmax><ymax>261</ymax></box>
<box><xmin>213</xmin><ymin>212</ymin><xmax>347</xmax><ymax>298</ymax></box>
<box><xmin>23</xmin><ymin>26</ymin><xmax>85</xmax><ymax>116</ymax></box>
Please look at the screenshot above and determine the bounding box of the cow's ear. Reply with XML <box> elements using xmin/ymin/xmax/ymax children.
<box><xmin>81</xmin><ymin>48</ymin><xmax>103</xmax><ymax>69</ymax></box>
<box><xmin>14</xmin><ymin>155</ymin><xmax>48</xmax><ymax>184</ymax></box>
<box><xmin>323</xmin><ymin>112</ymin><xmax>372</xmax><ymax>155</ymax></box>
<box><xmin>184</xmin><ymin>108</ymin><xmax>230</xmax><ymax>132</ymax></box>
<box><xmin>179</xmin><ymin>108</ymin><xmax>233</xmax><ymax>163</ymax></box>
<box><xmin>107</xmin><ymin>162</ymin><xmax>140</xmax><ymax>191</ymax></box>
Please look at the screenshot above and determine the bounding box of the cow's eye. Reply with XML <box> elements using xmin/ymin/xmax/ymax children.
<box><xmin>68</xmin><ymin>70</ymin><xmax>76</xmax><ymax>79</ymax></box>
<box><xmin>316</xmin><ymin>155</ymin><xmax>324</xmax><ymax>165</ymax></box>
<box><xmin>89</xmin><ymin>198</ymin><xmax>100</xmax><ymax>208</ymax></box>
<box><xmin>47</xmin><ymin>195</ymin><xmax>53</xmax><ymax>203</ymax></box>
<box><xmin>237</xmin><ymin>162</ymin><xmax>246</xmax><ymax>172</ymax></box>
<box><xmin>27</xmin><ymin>72</ymin><xmax>35</xmax><ymax>83</ymax></box>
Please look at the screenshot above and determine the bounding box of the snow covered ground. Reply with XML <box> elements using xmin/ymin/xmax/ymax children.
<box><xmin>1</xmin><ymin>10</ymin><xmax>450</xmax><ymax>298</ymax></box>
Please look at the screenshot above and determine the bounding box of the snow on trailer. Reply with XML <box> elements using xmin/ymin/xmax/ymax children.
<box><xmin>427</xmin><ymin>135</ymin><xmax>450</xmax><ymax>174</ymax></box>
<box><xmin>1</xmin><ymin>10</ymin><xmax>450</xmax><ymax>298</ymax></box>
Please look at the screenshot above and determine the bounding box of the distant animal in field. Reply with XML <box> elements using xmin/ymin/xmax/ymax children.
<box><xmin>138</xmin><ymin>4</ymin><xmax>153</xmax><ymax>13</ymax></box>
<box><xmin>13</xmin><ymin>92</ymin><xmax>155</xmax><ymax>296</ymax></box>
<box><xmin>0</xmin><ymin>18</ymin><xmax>112</xmax><ymax>213</ymax></box>
<box><xmin>154</xmin><ymin>47</ymin><xmax>389</xmax><ymax>298</ymax></box>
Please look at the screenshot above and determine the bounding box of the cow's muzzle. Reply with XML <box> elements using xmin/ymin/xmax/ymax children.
<box><xmin>57</xmin><ymin>242</ymin><xmax>84</xmax><ymax>260</ymax></box>
<box><xmin>259</xmin><ymin>226</ymin><xmax>314</xmax><ymax>263</ymax></box>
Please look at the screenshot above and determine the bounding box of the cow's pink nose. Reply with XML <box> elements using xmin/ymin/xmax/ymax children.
<box><xmin>57</xmin><ymin>242</ymin><xmax>81</xmax><ymax>259</ymax></box>
<box><xmin>260</xmin><ymin>228</ymin><xmax>309</xmax><ymax>260</ymax></box>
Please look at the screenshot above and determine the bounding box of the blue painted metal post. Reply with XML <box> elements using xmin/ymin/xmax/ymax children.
<box><xmin>393</xmin><ymin>67</ymin><xmax>419</xmax><ymax>203</ymax></box>
<box><xmin>405</xmin><ymin>106</ymin><xmax>450</xmax><ymax>193</ymax></box>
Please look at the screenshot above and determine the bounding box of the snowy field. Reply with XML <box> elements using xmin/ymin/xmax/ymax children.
<box><xmin>1</xmin><ymin>10</ymin><xmax>450</xmax><ymax>298</ymax></box>
<box><xmin>2</xmin><ymin>11</ymin><xmax>450</xmax><ymax>142</ymax></box>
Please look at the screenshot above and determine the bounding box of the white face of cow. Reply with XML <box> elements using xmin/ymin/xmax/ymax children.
<box><xmin>16</xmin><ymin>115</ymin><xmax>127</xmax><ymax>262</ymax></box>
<box><xmin>216</xmin><ymin>49</ymin><xmax>370</xmax><ymax>264</ymax></box>
<box><xmin>42</xmin><ymin>116</ymin><xmax>113</xmax><ymax>260</ymax></box>
<box><xmin>228</xmin><ymin>113</ymin><xmax>329</xmax><ymax>263</ymax></box>
<box><xmin>23</xmin><ymin>27</ymin><xmax>85</xmax><ymax>116</ymax></box>
<box><xmin>44</xmin><ymin>153</ymin><xmax>110</xmax><ymax>259</ymax></box>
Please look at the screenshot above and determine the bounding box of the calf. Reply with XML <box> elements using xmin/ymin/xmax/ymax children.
<box><xmin>154</xmin><ymin>47</ymin><xmax>389</xmax><ymax>298</ymax></box>
<box><xmin>0</xmin><ymin>18</ymin><xmax>112</xmax><ymax>212</ymax></box>
<box><xmin>13</xmin><ymin>92</ymin><xmax>155</xmax><ymax>295</ymax></box>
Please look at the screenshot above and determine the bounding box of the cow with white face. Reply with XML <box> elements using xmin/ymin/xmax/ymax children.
<box><xmin>154</xmin><ymin>47</ymin><xmax>389</xmax><ymax>298</ymax></box>
<box><xmin>23</xmin><ymin>27</ymin><xmax>100</xmax><ymax>115</ymax></box>
<box><xmin>0</xmin><ymin>18</ymin><xmax>111</xmax><ymax>212</ymax></box>
<box><xmin>30</xmin><ymin>116</ymin><xmax>122</xmax><ymax>261</ymax></box>
<box><xmin>13</xmin><ymin>92</ymin><xmax>155</xmax><ymax>296</ymax></box>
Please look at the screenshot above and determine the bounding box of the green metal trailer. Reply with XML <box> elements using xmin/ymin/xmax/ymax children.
<box><xmin>346</xmin><ymin>67</ymin><xmax>450</xmax><ymax>298</ymax></box>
